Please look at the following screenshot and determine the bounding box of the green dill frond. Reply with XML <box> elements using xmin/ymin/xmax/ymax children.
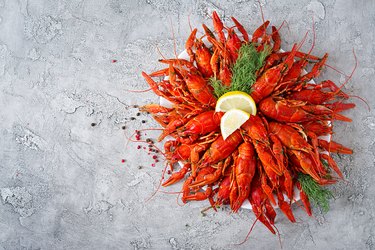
<box><xmin>209</xmin><ymin>43</ymin><xmax>271</xmax><ymax>98</ymax></box>
<box><xmin>210</xmin><ymin>77</ymin><xmax>228</xmax><ymax>98</ymax></box>
<box><xmin>298</xmin><ymin>173</ymin><xmax>334</xmax><ymax>213</ymax></box>
<box><xmin>231</xmin><ymin>43</ymin><xmax>271</xmax><ymax>93</ymax></box>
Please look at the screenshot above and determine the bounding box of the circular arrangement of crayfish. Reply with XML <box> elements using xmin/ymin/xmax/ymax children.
<box><xmin>138</xmin><ymin>12</ymin><xmax>356</xmax><ymax>234</ymax></box>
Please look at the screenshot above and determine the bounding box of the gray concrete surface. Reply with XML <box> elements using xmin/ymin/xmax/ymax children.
<box><xmin>0</xmin><ymin>0</ymin><xmax>374</xmax><ymax>249</ymax></box>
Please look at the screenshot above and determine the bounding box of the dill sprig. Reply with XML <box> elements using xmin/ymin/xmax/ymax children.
<box><xmin>210</xmin><ymin>77</ymin><xmax>228</xmax><ymax>98</ymax></box>
<box><xmin>298</xmin><ymin>173</ymin><xmax>334</xmax><ymax>213</ymax></box>
<box><xmin>231</xmin><ymin>43</ymin><xmax>271</xmax><ymax>92</ymax></box>
<box><xmin>210</xmin><ymin>43</ymin><xmax>271</xmax><ymax>98</ymax></box>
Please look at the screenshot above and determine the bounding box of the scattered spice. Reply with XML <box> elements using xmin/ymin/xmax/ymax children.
<box><xmin>122</xmin><ymin>126</ymin><xmax>126</xmax><ymax>130</ymax></box>
<box><xmin>142</xmin><ymin>120</ymin><xmax>146</xmax><ymax>123</ymax></box>
<box><xmin>112</xmin><ymin>59</ymin><xmax>117</xmax><ymax>63</ymax></box>
<box><xmin>91</xmin><ymin>123</ymin><xmax>97</xmax><ymax>127</ymax></box>
<box><xmin>121</xmin><ymin>159</ymin><xmax>126</xmax><ymax>163</ymax></box>
<box><xmin>135</xmin><ymin>130</ymin><xmax>141</xmax><ymax>141</ymax></box>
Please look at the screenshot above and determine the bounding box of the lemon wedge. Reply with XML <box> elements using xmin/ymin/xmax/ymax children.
<box><xmin>220</xmin><ymin>109</ymin><xmax>250</xmax><ymax>140</ymax></box>
<box><xmin>215</xmin><ymin>91</ymin><xmax>257</xmax><ymax>115</ymax></box>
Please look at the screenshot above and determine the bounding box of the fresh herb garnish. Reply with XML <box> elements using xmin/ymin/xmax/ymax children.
<box><xmin>210</xmin><ymin>43</ymin><xmax>271</xmax><ymax>98</ymax></box>
<box><xmin>298</xmin><ymin>173</ymin><xmax>334</xmax><ymax>213</ymax></box>
<box><xmin>210</xmin><ymin>77</ymin><xmax>226</xmax><ymax>98</ymax></box>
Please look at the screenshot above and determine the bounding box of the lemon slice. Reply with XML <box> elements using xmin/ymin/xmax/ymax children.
<box><xmin>220</xmin><ymin>109</ymin><xmax>250</xmax><ymax>140</ymax></box>
<box><xmin>215</xmin><ymin>91</ymin><xmax>257</xmax><ymax>115</ymax></box>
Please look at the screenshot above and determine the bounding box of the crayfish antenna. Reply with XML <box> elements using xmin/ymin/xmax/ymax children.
<box><xmin>257</xmin><ymin>0</ymin><xmax>266</xmax><ymax>28</ymax></box>
<box><xmin>336</xmin><ymin>49</ymin><xmax>358</xmax><ymax>93</ymax></box>
<box><xmin>236</xmin><ymin>214</ymin><xmax>279</xmax><ymax>246</ymax></box>
<box><xmin>324</xmin><ymin>48</ymin><xmax>356</xmax><ymax>84</ymax></box>
<box><xmin>328</xmin><ymin>49</ymin><xmax>369</xmax><ymax>111</ymax></box>
<box><xmin>176</xmin><ymin>191</ymin><xmax>185</xmax><ymax>207</ymax></box>
<box><xmin>274</xmin><ymin>224</ymin><xmax>283</xmax><ymax>249</ymax></box>
<box><xmin>159</xmin><ymin>190</ymin><xmax>182</xmax><ymax>194</ymax></box>
<box><xmin>125</xmin><ymin>88</ymin><xmax>152</xmax><ymax>93</ymax></box>
<box><xmin>347</xmin><ymin>94</ymin><xmax>370</xmax><ymax>111</ymax></box>
<box><xmin>200</xmin><ymin>204</ymin><xmax>217</xmax><ymax>215</ymax></box>
<box><xmin>276</xmin><ymin>20</ymin><xmax>287</xmax><ymax>33</ymax></box>
<box><xmin>187</xmin><ymin>11</ymin><xmax>193</xmax><ymax>32</ymax></box>
<box><xmin>296</xmin><ymin>14</ymin><xmax>316</xmax><ymax>63</ymax></box>
<box><xmin>168</xmin><ymin>17</ymin><xmax>179</xmax><ymax>60</ymax></box>
<box><xmin>330</xmin><ymin>49</ymin><xmax>370</xmax><ymax>110</ymax></box>
<box><xmin>236</xmin><ymin>217</ymin><xmax>259</xmax><ymax>246</ymax></box>
<box><xmin>297</xmin><ymin>30</ymin><xmax>309</xmax><ymax>51</ymax></box>
<box><xmin>325</xmin><ymin>64</ymin><xmax>350</xmax><ymax>77</ymax></box>
<box><xmin>307</xmin><ymin>15</ymin><xmax>316</xmax><ymax>55</ymax></box>
<box><xmin>156</xmin><ymin>45</ymin><xmax>167</xmax><ymax>60</ymax></box>
<box><xmin>145</xmin><ymin>162</ymin><xmax>169</xmax><ymax>202</ymax></box>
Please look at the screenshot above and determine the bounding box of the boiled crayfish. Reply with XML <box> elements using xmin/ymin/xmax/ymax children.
<box><xmin>136</xmin><ymin>10</ymin><xmax>357</xmax><ymax>240</ymax></box>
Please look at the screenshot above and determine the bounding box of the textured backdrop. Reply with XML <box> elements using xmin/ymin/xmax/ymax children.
<box><xmin>0</xmin><ymin>0</ymin><xmax>374</xmax><ymax>249</ymax></box>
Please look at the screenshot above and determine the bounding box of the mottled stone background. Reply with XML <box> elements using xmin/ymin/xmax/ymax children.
<box><xmin>0</xmin><ymin>0</ymin><xmax>374</xmax><ymax>249</ymax></box>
